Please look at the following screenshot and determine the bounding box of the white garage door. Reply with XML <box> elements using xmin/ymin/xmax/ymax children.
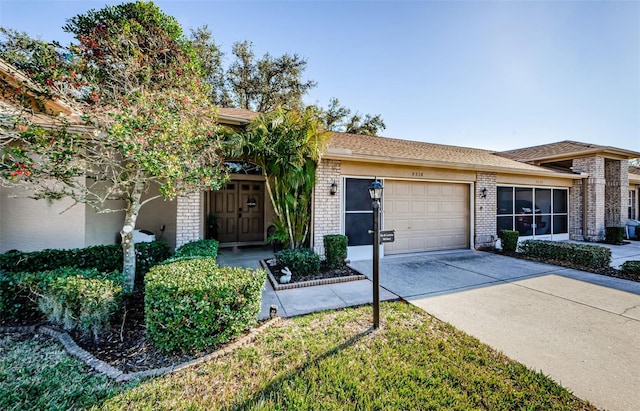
<box><xmin>384</xmin><ymin>180</ymin><xmax>470</xmax><ymax>254</ymax></box>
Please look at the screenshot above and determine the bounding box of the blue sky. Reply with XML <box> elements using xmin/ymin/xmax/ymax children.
<box><xmin>1</xmin><ymin>0</ymin><xmax>638</xmax><ymax>152</ymax></box>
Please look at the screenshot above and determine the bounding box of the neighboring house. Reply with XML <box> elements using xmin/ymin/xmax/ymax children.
<box><xmin>1</xmin><ymin>58</ymin><xmax>639</xmax><ymax>258</ymax></box>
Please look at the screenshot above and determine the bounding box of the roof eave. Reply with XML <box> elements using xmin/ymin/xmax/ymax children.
<box><xmin>324</xmin><ymin>151</ymin><xmax>583</xmax><ymax>179</ymax></box>
<box><xmin>518</xmin><ymin>147</ymin><xmax>640</xmax><ymax>164</ymax></box>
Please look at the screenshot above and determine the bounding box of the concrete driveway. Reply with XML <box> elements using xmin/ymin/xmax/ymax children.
<box><xmin>350</xmin><ymin>251</ymin><xmax>640</xmax><ymax>411</ymax></box>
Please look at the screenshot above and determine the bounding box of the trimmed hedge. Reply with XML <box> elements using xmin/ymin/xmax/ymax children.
<box><xmin>276</xmin><ymin>248</ymin><xmax>321</xmax><ymax>276</ymax></box>
<box><xmin>620</xmin><ymin>261</ymin><xmax>640</xmax><ymax>275</ymax></box>
<box><xmin>1</xmin><ymin>267</ymin><xmax>122</xmax><ymax>322</ymax></box>
<box><xmin>175</xmin><ymin>239</ymin><xmax>219</xmax><ymax>259</ymax></box>
<box><xmin>323</xmin><ymin>234</ymin><xmax>348</xmax><ymax>269</ymax></box>
<box><xmin>605</xmin><ymin>227</ymin><xmax>625</xmax><ymax>245</ymax></box>
<box><xmin>38</xmin><ymin>273</ymin><xmax>122</xmax><ymax>341</ymax></box>
<box><xmin>498</xmin><ymin>230</ymin><xmax>519</xmax><ymax>252</ymax></box>
<box><xmin>145</xmin><ymin>258</ymin><xmax>266</xmax><ymax>352</ymax></box>
<box><xmin>519</xmin><ymin>240</ymin><xmax>611</xmax><ymax>270</ymax></box>
<box><xmin>0</xmin><ymin>241</ymin><xmax>170</xmax><ymax>277</ymax></box>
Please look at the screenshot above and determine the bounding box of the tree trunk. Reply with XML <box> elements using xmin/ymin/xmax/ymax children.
<box><xmin>120</xmin><ymin>182</ymin><xmax>144</xmax><ymax>293</ymax></box>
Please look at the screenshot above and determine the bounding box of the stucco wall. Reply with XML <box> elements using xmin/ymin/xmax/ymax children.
<box><xmin>136</xmin><ymin>184</ymin><xmax>178</xmax><ymax>251</ymax></box>
<box><xmin>0</xmin><ymin>186</ymin><xmax>85</xmax><ymax>253</ymax></box>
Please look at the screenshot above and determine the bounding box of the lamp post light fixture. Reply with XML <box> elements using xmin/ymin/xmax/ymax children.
<box><xmin>368</xmin><ymin>178</ymin><xmax>383</xmax><ymax>329</ymax></box>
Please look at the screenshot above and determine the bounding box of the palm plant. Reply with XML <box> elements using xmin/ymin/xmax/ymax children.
<box><xmin>232</xmin><ymin>106</ymin><xmax>328</xmax><ymax>248</ymax></box>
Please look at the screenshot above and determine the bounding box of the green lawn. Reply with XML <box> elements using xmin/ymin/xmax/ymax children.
<box><xmin>2</xmin><ymin>302</ymin><xmax>596</xmax><ymax>410</ymax></box>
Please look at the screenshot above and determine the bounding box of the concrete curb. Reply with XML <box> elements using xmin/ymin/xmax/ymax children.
<box><xmin>261</xmin><ymin>260</ymin><xmax>366</xmax><ymax>291</ymax></box>
<box><xmin>1</xmin><ymin>316</ymin><xmax>282</xmax><ymax>382</ymax></box>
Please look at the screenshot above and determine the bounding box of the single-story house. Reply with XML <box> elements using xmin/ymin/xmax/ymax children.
<box><xmin>1</xmin><ymin>58</ymin><xmax>639</xmax><ymax>258</ymax></box>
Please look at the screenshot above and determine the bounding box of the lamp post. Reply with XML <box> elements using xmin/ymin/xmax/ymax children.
<box><xmin>368</xmin><ymin>178</ymin><xmax>383</xmax><ymax>329</ymax></box>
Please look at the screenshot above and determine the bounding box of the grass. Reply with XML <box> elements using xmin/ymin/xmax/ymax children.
<box><xmin>0</xmin><ymin>333</ymin><xmax>128</xmax><ymax>411</ymax></box>
<box><xmin>2</xmin><ymin>302</ymin><xmax>596</xmax><ymax>410</ymax></box>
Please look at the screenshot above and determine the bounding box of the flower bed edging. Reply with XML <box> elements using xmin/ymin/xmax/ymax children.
<box><xmin>261</xmin><ymin>260</ymin><xmax>366</xmax><ymax>291</ymax></box>
<box><xmin>0</xmin><ymin>316</ymin><xmax>282</xmax><ymax>382</ymax></box>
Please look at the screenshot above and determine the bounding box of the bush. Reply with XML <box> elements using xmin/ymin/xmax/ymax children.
<box><xmin>519</xmin><ymin>240</ymin><xmax>611</xmax><ymax>270</ymax></box>
<box><xmin>620</xmin><ymin>261</ymin><xmax>640</xmax><ymax>275</ymax></box>
<box><xmin>276</xmin><ymin>248</ymin><xmax>321</xmax><ymax>276</ymax></box>
<box><xmin>1</xmin><ymin>267</ymin><xmax>123</xmax><ymax>324</ymax></box>
<box><xmin>145</xmin><ymin>258</ymin><xmax>266</xmax><ymax>352</ymax></box>
<box><xmin>323</xmin><ymin>234</ymin><xmax>348</xmax><ymax>269</ymax></box>
<box><xmin>605</xmin><ymin>227</ymin><xmax>625</xmax><ymax>245</ymax></box>
<box><xmin>498</xmin><ymin>230</ymin><xmax>519</xmax><ymax>252</ymax></box>
<box><xmin>38</xmin><ymin>273</ymin><xmax>123</xmax><ymax>341</ymax></box>
<box><xmin>0</xmin><ymin>241</ymin><xmax>170</xmax><ymax>277</ymax></box>
<box><xmin>175</xmin><ymin>239</ymin><xmax>219</xmax><ymax>259</ymax></box>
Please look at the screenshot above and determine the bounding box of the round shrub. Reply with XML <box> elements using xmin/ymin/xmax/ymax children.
<box><xmin>276</xmin><ymin>248</ymin><xmax>321</xmax><ymax>276</ymax></box>
<box><xmin>145</xmin><ymin>258</ymin><xmax>266</xmax><ymax>352</ymax></box>
<box><xmin>323</xmin><ymin>234</ymin><xmax>348</xmax><ymax>269</ymax></box>
<box><xmin>174</xmin><ymin>239</ymin><xmax>219</xmax><ymax>259</ymax></box>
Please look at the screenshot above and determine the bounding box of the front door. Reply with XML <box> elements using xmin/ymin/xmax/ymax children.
<box><xmin>211</xmin><ymin>181</ymin><xmax>264</xmax><ymax>244</ymax></box>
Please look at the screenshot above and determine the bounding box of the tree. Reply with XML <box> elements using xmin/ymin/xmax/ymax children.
<box><xmin>189</xmin><ymin>25</ymin><xmax>230</xmax><ymax>107</ymax></box>
<box><xmin>0</xmin><ymin>2</ymin><xmax>228</xmax><ymax>293</ymax></box>
<box><xmin>233</xmin><ymin>106</ymin><xmax>329</xmax><ymax>248</ymax></box>
<box><xmin>316</xmin><ymin>97</ymin><xmax>386</xmax><ymax>136</ymax></box>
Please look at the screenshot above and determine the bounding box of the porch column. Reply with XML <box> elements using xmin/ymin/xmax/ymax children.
<box><xmin>474</xmin><ymin>171</ymin><xmax>497</xmax><ymax>248</ymax></box>
<box><xmin>572</xmin><ymin>156</ymin><xmax>606</xmax><ymax>241</ymax></box>
<box><xmin>605</xmin><ymin>159</ymin><xmax>629</xmax><ymax>227</ymax></box>
<box><xmin>312</xmin><ymin>159</ymin><xmax>342</xmax><ymax>257</ymax></box>
<box><xmin>176</xmin><ymin>192</ymin><xmax>203</xmax><ymax>249</ymax></box>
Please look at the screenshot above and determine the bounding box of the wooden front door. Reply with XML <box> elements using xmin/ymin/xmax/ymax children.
<box><xmin>211</xmin><ymin>181</ymin><xmax>264</xmax><ymax>244</ymax></box>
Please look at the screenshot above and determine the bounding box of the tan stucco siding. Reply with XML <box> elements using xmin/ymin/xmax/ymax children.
<box><xmin>0</xmin><ymin>186</ymin><xmax>85</xmax><ymax>253</ymax></box>
<box><xmin>496</xmin><ymin>173</ymin><xmax>574</xmax><ymax>187</ymax></box>
<box><xmin>84</xmin><ymin>202</ymin><xmax>124</xmax><ymax>246</ymax></box>
<box><xmin>135</xmin><ymin>183</ymin><xmax>178</xmax><ymax>251</ymax></box>
<box><xmin>340</xmin><ymin>161</ymin><xmax>476</xmax><ymax>182</ymax></box>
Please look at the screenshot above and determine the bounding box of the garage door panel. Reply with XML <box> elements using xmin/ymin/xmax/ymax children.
<box><xmin>385</xmin><ymin>181</ymin><xmax>469</xmax><ymax>254</ymax></box>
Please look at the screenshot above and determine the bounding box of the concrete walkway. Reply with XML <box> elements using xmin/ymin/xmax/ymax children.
<box><xmin>350</xmin><ymin>251</ymin><xmax>640</xmax><ymax>411</ymax></box>
<box><xmin>217</xmin><ymin>246</ymin><xmax>398</xmax><ymax>320</ymax></box>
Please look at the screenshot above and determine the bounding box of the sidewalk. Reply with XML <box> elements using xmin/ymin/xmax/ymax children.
<box><xmin>216</xmin><ymin>246</ymin><xmax>398</xmax><ymax>320</ymax></box>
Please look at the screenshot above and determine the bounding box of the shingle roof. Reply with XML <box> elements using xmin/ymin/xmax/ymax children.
<box><xmin>498</xmin><ymin>140</ymin><xmax>640</xmax><ymax>162</ymax></box>
<box><xmin>325</xmin><ymin>132</ymin><xmax>578</xmax><ymax>177</ymax></box>
<box><xmin>217</xmin><ymin>108</ymin><xmax>259</xmax><ymax>123</ymax></box>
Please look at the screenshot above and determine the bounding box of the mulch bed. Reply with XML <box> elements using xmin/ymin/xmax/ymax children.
<box><xmin>3</xmin><ymin>264</ymin><xmax>360</xmax><ymax>373</ymax></box>
<box><xmin>264</xmin><ymin>258</ymin><xmax>360</xmax><ymax>284</ymax></box>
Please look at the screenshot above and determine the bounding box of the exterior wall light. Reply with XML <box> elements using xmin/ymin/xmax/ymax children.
<box><xmin>480</xmin><ymin>187</ymin><xmax>487</xmax><ymax>199</ymax></box>
<box><xmin>330</xmin><ymin>181</ymin><xmax>338</xmax><ymax>195</ymax></box>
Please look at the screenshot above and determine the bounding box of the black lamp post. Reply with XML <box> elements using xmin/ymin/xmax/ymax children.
<box><xmin>368</xmin><ymin>178</ymin><xmax>383</xmax><ymax>329</ymax></box>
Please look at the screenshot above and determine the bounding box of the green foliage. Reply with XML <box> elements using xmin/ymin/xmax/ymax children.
<box><xmin>323</xmin><ymin>234</ymin><xmax>348</xmax><ymax>269</ymax></box>
<box><xmin>519</xmin><ymin>240</ymin><xmax>611</xmax><ymax>270</ymax></box>
<box><xmin>276</xmin><ymin>248</ymin><xmax>321</xmax><ymax>276</ymax></box>
<box><xmin>0</xmin><ymin>241</ymin><xmax>170</xmax><ymax>276</ymax></box>
<box><xmin>315</xmin><ymin>97</ymin><xmax>386</xmax><ymax>136</ymax></box>
<box><xmin>498</xmin><ymin>230</ymin><xmax>519</xmax><ymax>252</ymax></box>
<box><xmin>0</xmin><ymin>334</ymin><xmax>126</xmax><ymax>410</ymax></box>
<box><xmin>1</xmin><ymin>267</ymin><xmax>122</xmax><ymax>323</ymax></box>
<box><xmin>175</xmin><ymin>239</ymin><xmax>219</xmax><ymax>259</ymax></box>
<box><xmin>620</xmin><ymin>261</ymin><xmax>640</xmax><ymax>275</ymax></box>
<box><xmin>145</xmin><ymin>258</ymin><xmax>266</xmax><ymax>352</ymax></box>
<box><xmin>37</xmin><ymin>273</ymin><xmax>123</xmax><ymax>341</ymax></box>
<box><xmin>235</xmin><ymin>107</ymin><xmax>329</xmax><ymax>248</ymax></box>
<box><xmin>605</xmin><ymin>226</ymin><xmax>626</xmax><ymax>244</ymax></box>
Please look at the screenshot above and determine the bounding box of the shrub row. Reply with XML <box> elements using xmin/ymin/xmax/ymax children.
<box><xmin>175</xmin><ymin>239</ymin><xmax>219</xmax><ymax>259</ymax></box>
<box><xmin>620</xmin><ymin>261</ymin><xmax>640</xmax><ymax>275</ymax></box>
<box><xmin>145</xmin><ymin>258</ymin><xmax>266</xmax><ymax>352</ymax></box>
<box><xmin>519</xmin><ymin>240</ymin><xmax>611</xmax><ymax>270</ymax></box>
<box><xmin>275</xmin><ymin>248</ymin><xmax>320</xmax><ymax>276</ymax></box>
<box><xmin>1</xmin><ymin>267</ymin><xmax>123</xmax><ymax>339</ymax></box>
<box><xmin>323</xmin><ymin>234</ymin><xmax>348</xmax><ymax>269</ymax></box>
<box><xmin>0</xmin><ymin>241</ymin><xmax>170</xmax><ymax>277</ymax></box>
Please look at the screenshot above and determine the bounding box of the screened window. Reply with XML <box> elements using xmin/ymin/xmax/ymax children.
<box><xmin>496</xmin><ymin>187</ymin><xmax>568</xmax><ymax>237</ymax></box>
<box><xmin>344</xmin><ymin>178</ymin><xmax>379</xmax><ymax>246</ymax></box>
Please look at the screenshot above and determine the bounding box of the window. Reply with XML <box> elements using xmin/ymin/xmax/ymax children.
<box><xmin>497</xmin><ymin>186</ymin><xmax>568</xmax><ymax>237</ymax></box>
<box><xmin>630</xmin><ymin>190</ymin><xmax>638</xmax><ymax>220</ymax></box>
<box><xmin>344</xmin><ymin>178</ymin><xmax>378</xmax><ymax>246</ymax></box>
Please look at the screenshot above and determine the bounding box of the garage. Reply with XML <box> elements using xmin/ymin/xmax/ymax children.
<box><xmin>384</xmin><ymin>180</ymin><xmax>470</xmax><ymax>254</ymax></box>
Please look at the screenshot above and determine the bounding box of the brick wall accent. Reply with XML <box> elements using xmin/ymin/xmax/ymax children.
<box><xmin>312</xmin><ymin>159</ymin><xmax>341</xmax><ymax>257</ymax></box>
<box><xmin>474</xmin><ymin>171</ymin><xmax>497</xmax><ymax>248</ymax></box>
<box><xmin>572</xmin><ymin>156</ymin><xmax>605</xmax><ymax>241</ymax></box>
<box><xmin>604</xmin><ymin>159</ymin><xmax>629</xmax><ymax>227</ymax></box>
<box><xmin>569</xmin><ymin>178</ymin><xmax>584</xmax><ymax>240</ymax></box>
<box><xmin>175</xmin><ymin>192</ymin><xmax>202</xmax><ymax>249</ymax></box>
